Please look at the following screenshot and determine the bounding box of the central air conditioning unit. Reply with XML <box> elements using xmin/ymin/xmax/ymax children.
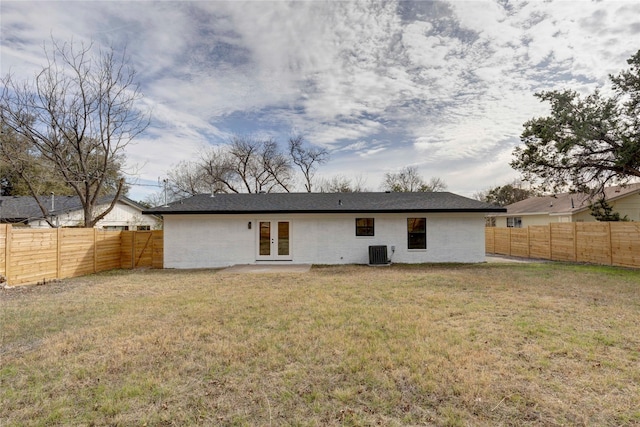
<box><xmin>368</xmin><ymin>245</ymin><xmax>389</xmax><ymax>265</ymax></box>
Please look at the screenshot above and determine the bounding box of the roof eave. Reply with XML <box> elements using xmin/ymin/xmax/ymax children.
<box><xmin>549</xmin><ymin>211</ymin><xmax>579</xmax><ymax>216</ymax></box>
<box><xmin>143</xmin><ymin>208</ymin><xmax>506</xmax><ymax>215</ymax></box>
<box><xmin>493</xmin><ymin>211</ymin><xmax>550</xmax><ymax>217</ymax></box>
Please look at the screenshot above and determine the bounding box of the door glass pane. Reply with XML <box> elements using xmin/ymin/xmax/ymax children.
<box><xmin>260</xmin><ymin>222</ymin><xmax>271</xmax><ymax>256</ymax></box>
<box><xmin>278</xmin><ymin>222</ymin><xmax>289</xmax><ymax>256</ymax></box>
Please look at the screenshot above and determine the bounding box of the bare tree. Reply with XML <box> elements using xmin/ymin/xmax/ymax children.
<box><xmin>0</xmin><ymin>38</ymin><xmax>149</xmax><ymax>227</ymax></box>
<box><xmin>261</xmin><ymin>138</ymin><xmax>293</xmax><ymax>192</ymax></box>
<box><xmin>317</xmin><ymin>175</ymin><xmax>367</xmax><ymax>193</ymax></box>
<box><xmin>166</xmin><ymin>160</ymin><xmax>208</xmax><ymax>198</ymax></box>
<box><xmin>141</xmin><ymin>191</ymin><xmax>167</xmax><ymax>209</ymax></box>
<box><xmin>166</xmin><ymin>135</ymin><xmax>329</xmax><ymax>195</ymax></box>
<box><xmin>382</xmin><ymin>166</ymin><xmax>447</xmax><ymax>192</ymax></box>
<box><xmin>199</xmin><ymin>146</ymin><xmax>239</xmax><ymax>193</ymax></box>
<box><xmin>426</xmin><ymin>176</ymin><xmax>448</xmax><ymax>192</ymax></box>
<box><xmin>165</xmin><ymin>147</ymin><xmax>234</xmax><ymax>197</ymax></box>
<box><xmin>227</xmin><ymin>136</ymin><xmax>292</xmax><ymax>193</ymax></box>
<box><xmin>288</xmin><ymin>135</ymin><xmax>329</xmax><ymax>192</ymax></box>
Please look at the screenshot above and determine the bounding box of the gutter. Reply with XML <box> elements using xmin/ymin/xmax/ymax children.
<box><xmin>143</xmin><ymin>208</ymin><xmax>507</xmax><ymax>215</ymax></box>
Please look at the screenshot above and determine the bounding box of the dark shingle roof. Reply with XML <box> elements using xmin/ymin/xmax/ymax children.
<box><xmin>143</xmin><ymin>192</ymin><xmax>505</xmax><ymax>215</ymax></box>
<box><xmin>0</xmin><ymin>195</ymin><xmax>79</xmax><ymax>222</ymax></box>
<box><xmin>0</xmin><ymin>195</ymin><xmax>145</xmax><ymax>222</ymax></box>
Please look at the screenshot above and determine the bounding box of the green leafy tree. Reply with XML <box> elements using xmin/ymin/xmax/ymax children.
<box><xmin>512</xmin><ymin>50</ymin><xmax>640</xmax><ymax>196</ymax></box>
<box><xmin>589</xmin><ymin>198</ymin><xmax>628</xmax><ymax>222</ymax></box>
<box><xmin>474</xmin><ymin>180</ymin><xmax>536</xmax><ymax>206</ymax></box>
<box><xmin>1</xmin><ymin>120</ymin><xmax>75</xmax><ymax>197</ymax></box>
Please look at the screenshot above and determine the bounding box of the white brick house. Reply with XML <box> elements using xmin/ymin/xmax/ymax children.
<box><xmin>145</xmin><ymin>192</ymin><xmax>504</xmax><ymax>268</ymax></box>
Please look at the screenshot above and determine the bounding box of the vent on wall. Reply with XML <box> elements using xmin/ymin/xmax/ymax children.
<box><xmin>369</xmin><ymin>245</ymin><xmax>389</xmax><ymax>265</ymax></box>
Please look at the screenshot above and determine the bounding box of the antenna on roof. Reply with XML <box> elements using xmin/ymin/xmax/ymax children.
<box><xmin>161</xmin><ymin>178</ymin><xmax>169</xmax><ymax>207</ymax></box>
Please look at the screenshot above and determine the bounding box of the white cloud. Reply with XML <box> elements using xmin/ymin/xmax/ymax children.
<box><xmin>2</xmin><ymin>0</ymin><xmax>638</xmax><ymax>200</ymax></box>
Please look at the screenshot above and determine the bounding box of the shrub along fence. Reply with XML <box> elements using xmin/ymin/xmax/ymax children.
<box><xmin>486</xmin><ymin>222</ymin><xmax>640</xmax><ymax>268</ymax></box>
<box><xmin>0</xmin><ymin>224</ymin><xmax>163</xmax><ymax>286</ymax></box>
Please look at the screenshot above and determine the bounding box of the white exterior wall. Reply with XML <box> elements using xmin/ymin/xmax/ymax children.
<box><xmin>29</xmin><ymin>202</ymin><xmax>160</xmax><ymax>229</ymax></box>
<box><xmin>163</xmin><ymin>212</ymin><xmax>486</xmax><ymax>268</ymax></box>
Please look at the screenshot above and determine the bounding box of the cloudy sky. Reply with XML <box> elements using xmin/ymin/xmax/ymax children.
<box><xmin>2</xmin><ymin>1</ymin><xmax>639</xmax><ymax>200</ymax></box>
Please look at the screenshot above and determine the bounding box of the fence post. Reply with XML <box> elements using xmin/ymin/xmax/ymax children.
<box><xmin>572</xmin><ymin>223</ymin><xmax>577</xmax><ymax>262</ymax></box>
<box><xmin>608</xmin><ymin>222</ymin><xmax>613</xmax><ymax>266</ymax></box>
<box><xmin>4</xmin><ymin>224</ymin><xmax>11</xmax><ymax>284</ymax></box>
<box><xmin>94</xmin><ymin>228</ymin><xmax>98</xmax><ymax>274</ymax></box>
<box><xmin>56</xmin><ymin>228</ymin><xmax>62</xmax><ymax>279</ymax></box>
<box><xmin>526</xmin><ymin>226</ymin><xmax>530</xmax><ymax>258</ymax></box>
<box><xmin>491</xmin><ymin>227</ymin><xmax>496</xmax><ymax>254</ymax></box>
<box><xmin>131</xmin><ymin>231</ymin><xmax>135</xmax><ymax>269</ymax></box>
<box><xmin>548</xmin><ymin>225</ymin><xmax>552</xmax><ymax>260</ymax></box>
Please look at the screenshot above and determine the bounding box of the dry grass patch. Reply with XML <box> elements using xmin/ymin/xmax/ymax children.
<box><xmin>1</xmin><ymin>263</ymin><xmax>639</xmax><ymax>426</ymax></box>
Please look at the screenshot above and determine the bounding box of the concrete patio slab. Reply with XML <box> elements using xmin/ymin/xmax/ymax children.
<box><xmin>219</xmin><ymin>264</ymin><xmax>312</xmax><ymax>273</ymax></box>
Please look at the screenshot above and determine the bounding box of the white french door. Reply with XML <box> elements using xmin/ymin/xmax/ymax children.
<box><xmin>256</xmin><ymin>220</ymin><xmax>291</xmax><ymax>261</ymax></box>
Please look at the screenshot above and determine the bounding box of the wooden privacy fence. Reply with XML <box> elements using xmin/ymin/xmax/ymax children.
<box><xmin>0</xmin><ymin>224</ymin><xmax>163</xmax><ymax>286</ymax></box>
<box><xmin>486</xmin><ymin>222</ymin><xmax>640</xmax><ymax>268</ymax></box>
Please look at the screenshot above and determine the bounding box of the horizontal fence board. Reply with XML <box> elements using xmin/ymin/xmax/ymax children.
<box><xmin>487</xmin><ymin>222</ymin><xmax>639</xmax><ymax>268</ymax></box>
<box><xmin>152</xmin><ymin>231</ymin><xmax>164</xmax><ymax>269</ymax></box>
<box><xmin>12</xmin><ymin>271</ymin><xmax>58</xmax><ymax>284</ymax></box>
<box><xmin>550</xmin><ymin>224</ymin><xmax>576</xmax><ymax>262</ymax></box>
<box><xmin>610</xmin><ymin>223</ymin><xmax>640</xmax><ymax>267</ymax></box>
<box><xmin>0</xmin><ymin>225</ymin><xmax>163</xmax><ymax>286</ymax></box>
<box><xmin>528</xmin><ymin>226</ymin><xmax>550</xmax><ymax>260</ymax></box>
<box><xmin>12</xmin><ymin>259</ymin><xmax>57</xmax><ymax>270</ymax></box>
<box><xmin>510</xmin><ymin>229</ymin><xmax>529</xmax><ymax>258</ymax></box>
<box><xmin>493</xmin><ymin>228</ymin><xmax>511</xmax><ymax>256</ymax></box>
<box><xmin>485</xmin><ymin>228</ymin><xmax>495</xmax><ymax>253</ymax></box>
<box><xmin>11</xmin><ymin>256</ymin><xmax>58</xmax><ymax>268</ymax></box>
<box><xmin>575</xmin><ymin>223</ymin><xmax>610</xmax><ymax>265</ymax></box>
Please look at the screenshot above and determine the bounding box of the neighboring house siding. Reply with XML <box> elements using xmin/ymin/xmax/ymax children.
<box><xmin>494</xmin><ymin>185</ymin><xmax>640</xmax><ymax>226</ymax></box>
<box><xmin>30</xmin><ymin>203</ymin><xmax>159</xmax><ymax>229</ymax></box>
<box><xmin>163</xmin><ymin>212</ymin><xmax>486</xmax><ymax>268</ymax></box>
<box><xmin>571</xmin><ymin>197</ymin><xmax>640</xmax><ymax>222</ymax></box>
<box><xmin>497</xmin><ymin>214</ymin><xmax>561</xmax><ymax>228</ymax></box>
<box><xmin>572</xmin><ymin>211</ymin><xmax>595</xmax><ymax>222</ymax></box>
<box><xmin>609</xmin><ymin>197</ymin><xmax>640</xmax><ymax>222</ymax></box>
<box><xmin>96</xmin><ymin>203</ymin><xmax>159</xmax><ymax>229</ymax></box>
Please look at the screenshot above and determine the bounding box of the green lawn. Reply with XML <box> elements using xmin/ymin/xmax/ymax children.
<box><xmin>1</xmin><ymin>263</ymin><xmax>639</xmax><ymax>426</ymax></box>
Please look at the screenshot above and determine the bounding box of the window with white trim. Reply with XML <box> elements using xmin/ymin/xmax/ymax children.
<box><xmin>506</xmin><ymin>217</ymin><xmax>522</xmax><ymax>228</ymax></box>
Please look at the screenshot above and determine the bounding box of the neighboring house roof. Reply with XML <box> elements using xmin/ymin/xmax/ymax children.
<box><xmin>0</xmin><ymin>195</ymin><xmax>147</xmax><ymax>223</ymax></box>
<box><xmin>143</xmin><ymin>192</ymin><xmax>506</xmax><ymax>215</ymax></box>
<box><xmin>497</xmin><ymin>183</ymin><xmax>640</xmax><ymax>217</ymax></box>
